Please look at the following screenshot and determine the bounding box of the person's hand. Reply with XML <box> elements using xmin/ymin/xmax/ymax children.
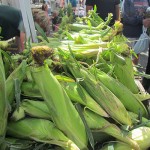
<box><xmin>143</xmin><ymin>18</ymin><xmax>150</xmax><ymax>28</ymax></box>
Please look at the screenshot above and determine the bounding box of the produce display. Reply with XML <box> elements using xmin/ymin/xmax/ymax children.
<box><xmin>1</xmin><ymin>5</ymin><xmax>150</xmax><ymax>150</ymax></box>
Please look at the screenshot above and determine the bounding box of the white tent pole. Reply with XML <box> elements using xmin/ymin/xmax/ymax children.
<box><xmin>24</xmin><ymin>0</ymin><xmax>38</xmax><ymax>43</ymax></box>
<box><xmin>19</xmin><ymin>0</ymin><xmax>38</xmax><ymax>43</ymax></box>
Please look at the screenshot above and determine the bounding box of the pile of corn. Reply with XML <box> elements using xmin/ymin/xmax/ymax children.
<box><xmin>1</xmin><ymin>8</ymin><xmax>150</xmax><ymax>150</ymax></box>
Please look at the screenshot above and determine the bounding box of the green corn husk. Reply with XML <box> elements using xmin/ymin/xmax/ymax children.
<box><xmin>83</xmin><ymin>109</ymin><xmax>140</xmax><ymax>150</ymax></box>
<box><xmin>21</xmin><ymin>82</ymin><xmax>42</xmax><ymax>99</ymax></box>
<box><xmin>129</xmin><ymin>126</ymin><xmax>150</xmax><ymax>149</ymax></box>
<box><xmin>64</xmin><ymin>57</ymin><xmax>132</xmax><ymax>126</ymax></box>
<box><xmin>31</xmin><ymin>65</ymin><xmax>88</xmax><ymax>150</ymax></box>
<box><xmin>101</xmin><ymin>126</ymin><xmax>150</xmax><ymax>150</ymax></box>
<box><xmin>6</xmin><ymin>60</ymin><xmax>27</xmax><ymax>104</ymax></box>
<box><xmin>7</xmin><ymin>118</ymin><xmax>80</xmax><ymax>150</ymax></box>
<box><xmin>113</xmin><ymin>57</ymin><xmax>139</xmax><ymax>94</ymax></box>
<box><xmin>0</xmin><ymin>41</ymin><xmax>9</xmax><ymax>50</ymax></box>
<box><xmin>21</xmin><ymin>78</ymin><xmax>108</xmax><ymax>117</ymax></box>
<box><xmin>90</xmin><ymin>69</ymin><xmax>148</xmax><ymax>118</ymax></box>
<box><xmin>128</xmin><ymin>111</ymin><xmax>150</xmax><ymax>128</ymax></box>
<box><xmin>0</xmin><ymin>51</ymin><xmax>8</xmax><ymax>138</ymax></box>
<box><xmin>11</xmin><ymin>99</ymin><xmax>51</xmax><ymax>121</ymax></box>
<box><xmin>56</xmin><ymin>75</ymin><xmax>108</xmax><ymax>117</ymax></box>
<box><xmin>101</xmin><ymin>142</ymin><xmax>133</xmax><ymax>150</ymax></box>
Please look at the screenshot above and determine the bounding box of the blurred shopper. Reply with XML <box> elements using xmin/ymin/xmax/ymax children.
<box><xmin>0</xmin><ymin>5</ymin><xmax>26</xmax><ymax>52</ymax></box>
<box><xmin>121</xmin><ymin>0</ymin><xmax>149</xmax><ymax>65</ymax></box>
<box><xmin>42</xmin><ymin>3</ymin><xmax>50</xmax><ymax>17</ymax></box>
<box><xmin>142</xmin><ymin>6</ymin><xmax>150</xmax><ymax>93</ymax></box>
<box><xmin>51</xmin><ymin>11</ymin><xmax>60</xmax><ymax>31</ymax></box>
<box><xmin>32</xmin><ymin>8</ymin><xmax>51</xmax><ymax>36</ymax></box>
<box><xmin>85</xmin><ymin>0</ymin><xmax>121</xmax><ymax>26</ymax></box>
<box><xmin>66</xmin><ymin>0</ymin><xmax>77</xmax><ymax>10</ymax></box>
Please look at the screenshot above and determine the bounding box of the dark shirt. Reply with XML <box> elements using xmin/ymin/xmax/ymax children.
<box><xmin>0</xmin><ymin>5</ymin><xmax>23</xmax><ymax>40</ymax></box>
<box><xmin>85</xmin><ymin>0</ymin><xmax>120</xmax><ymax>24</ymax></box>
<box><xmin>121</xmin><ymin>0</ymin><xmax>149</xmax><ymax>38</ymax></box>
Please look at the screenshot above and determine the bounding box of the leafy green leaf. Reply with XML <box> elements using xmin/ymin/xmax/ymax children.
<box><xmin>75</xmin><ymin>103</ymin><xmax>95</xmax><ymax>150</ymax></box>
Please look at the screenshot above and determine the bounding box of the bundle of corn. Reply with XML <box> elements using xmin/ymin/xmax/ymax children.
<box><xmin>89</xmin><ymin>68</ymin><xmax>148</xmax><ymax>118</ymax></box>
<box><xmin>83</xmin><ymin>109</ymin><xmax>140</xmax><ymax>150</ymax></box>
<box><xmin>59</xmin><ymin>51</ymin><xmax>132</xmax><ymax>126</ymax></box>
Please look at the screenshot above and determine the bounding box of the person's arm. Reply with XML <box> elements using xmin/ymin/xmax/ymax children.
<box><xmin>19</xmin><ymin>31</ymin><xmax>25</xmax><ymax>51</ymax></box>
<box><xmin>115</xmin><ymin>4</ymin><xmax>120</xmax><ymax>21</ymax></box>
<box><xmin>18</xmin><ymin>20</ymin><xmax>26</xmax><ymax>52</ymax></box>
<box><xmin>143</xmin><ymin>18</ymin><xmax>150</xmax><ymax>28</ymax></box>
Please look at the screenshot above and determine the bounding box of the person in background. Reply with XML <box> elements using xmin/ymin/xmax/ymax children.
<box><xmin>43</xmin><ymin>0</ymin><xmax>51</xmax><ymax>16</ymax></box>
<box><xmin>51</xmin><ymin>10</ymin><xmax>59</xmax><ymax>31</ymax></box>
<box><xmin>121</xmin><ymin>0</ymin><xmax>150</xmax><ymax>92</ymax></box>
<box><xmin>42</xmin><ymin>3</ymin><xmax>50</xmax><ymax>17</ymax></box>
<box><xmin>0</xmin><ymin>5</ymin><xmax>26</xmax><ymax>52</ymax></box>
<box><xmin>121</xmin><ymin>0</ymin><xmax>150</xmax><ymax>65</ymax></box>
<box><xmin>66</xmin><ymin>0</ymin><xmax>77</xmax><ymax>10</ymax></box>
<box><xmin>32</xmin><ymin>8</ymin><xmax>51</xmax><ymax>36</ymax></box>
<box><xmin>85</xmin><ymin>0</ymin><xmax>121</xmax><ymax>26</ymax></box>
<box><xmin>142</xmin><ymin>6</ymin><xmax>150</xmax><ymax>93</ymax></box>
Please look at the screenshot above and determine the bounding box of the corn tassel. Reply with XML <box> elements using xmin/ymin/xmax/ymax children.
<box><xmin>31</xmin><ymin>65</ymin><xmax>88</xmax><ymax>150</ymax></box>
<box><xmin>7</xmin><ymin>118</ymin><xmax>80</xmax><ymax>150</ymax></box>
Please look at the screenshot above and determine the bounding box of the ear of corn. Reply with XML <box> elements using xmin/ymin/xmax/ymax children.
<box><xmin>57</xmin><ymin>76</ymin><xmax>108</xmax><ymax>117</ymax></box>
<box><xmin>129</xmin><ymin>126</ymin><xmax>150</xmax><ymax>150</ymax></box>
<box><xmin>65</xmin><ymin>59</ymin><xmax>132</xmax><ymax>126</ymax></box>
<box><xmin>101</xmin><ymin>126</ymin><xmax>150</xmax><ymax>150</ymax></box>
<box><xmin>113</xmin><ymin>57</ymin><xmax>139</xmax><ymax>94</ymax></box>
<box><xmin>6</xmin><ymin>60</ymin><xmax>27</xmax><ymax>104</ymax></box>
<box><xmin>83</xmin><ymin>109</ymin><xmax>140</xmax><ymax>150</ymax></box>
<box><xmin>7</xmin><ymin>118</ymin><xmax>80</xmax><ymax>150</ymax></box>
<box><xmin>12</xmin><ymin>99</ymin><xmax>51</xmax><ymax>121</ymax></box>
<box><xmin>11</xmin><ymin>107</ymin><xmax>25</xmax><ymax>121</ymax></box>
<box><xmin>0</xmin><ymin>41</ymin><xmax>9</xmax><ymax>50</ymax></box>
<box><xmin>90</xmin><ymin>69</ymin><xmax>148</xmax><ymax>118</ymax></box>
<box><xmin>0</xmin><ymin>51</ymin><xmax>8</xmax><ymax>138</ymax></box>
<box><xmin>31</xmin><ymin>65</ymin><xmax>88</xmax><ymax>150</ymax></box>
